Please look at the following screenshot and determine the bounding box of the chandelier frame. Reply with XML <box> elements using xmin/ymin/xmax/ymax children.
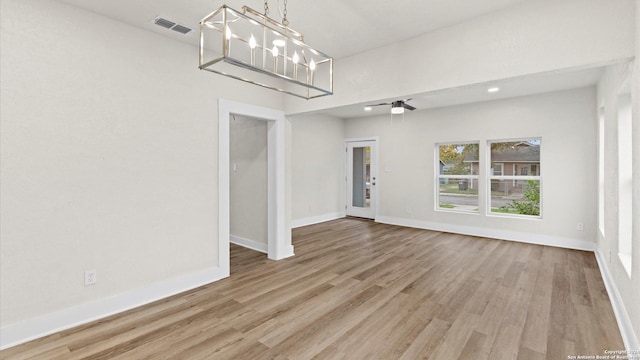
<box><xmin>199</xmin><ymin>5</ymin><xmax>334</xmax><ymax>100</ymax></box>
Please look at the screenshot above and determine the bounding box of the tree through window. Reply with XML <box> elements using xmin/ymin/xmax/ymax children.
<box><xmin>436</xmin><ymin>142</ymin><xmax>479</xmax><ymax>213</ymax></box>
<box><xmin>488</xmin><ymin>139</ymin><xmax>541</xmax><ymax>217</ymax></box>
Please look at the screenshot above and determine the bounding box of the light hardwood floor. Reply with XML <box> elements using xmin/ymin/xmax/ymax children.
<box><xmin>1</xmin><ymin>218</ymin><xmax>624</xmax><ymax>359</ymax></box>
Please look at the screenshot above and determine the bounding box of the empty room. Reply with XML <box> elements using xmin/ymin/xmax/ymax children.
<box><xmin>1</xmin><ymin>0</ymin><xmax>639</xmax><ymax>359</ymax></box>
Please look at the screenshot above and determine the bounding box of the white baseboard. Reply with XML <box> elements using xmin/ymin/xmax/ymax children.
<box><xmin>292</xmin><ymin>212</ymin><xmax>345</xmax><ymax>228</ymax></box>
<box><xmin>595</xmin><ymin>249</ymin><xmax>640</xmax><ymax>352</ymax></box>
<box><xmin>230</xmin><ymin>235</ymin><xmax>268</xmax><ymax>253</ymax></box>
<box><xmin>0</xmin><ymin>266</ymin><xmax>227</xmax><ymax>350</ymax></box>
<box><xmin>270</xmin><ymin>244</ymin><xmax>295</xmax><ymax>261</ymax></box>
<box><xmin>375</xmin><ymin>216</ymin><xmax>597</xmax><ymax>251</ymax></box>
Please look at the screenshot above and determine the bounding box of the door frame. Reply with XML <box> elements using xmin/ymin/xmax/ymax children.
<box><xmin>345</xmin><ymin>137</ymin><xmax>379</xmax><ymax>220</ymax></box>
<box><xmin>218</xmin><ymin>99</ymin><xmax>294</xmax><ymax>277</ymax></box>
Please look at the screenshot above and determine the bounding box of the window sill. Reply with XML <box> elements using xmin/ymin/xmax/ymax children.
<box><xmin>435</xmin><ymin>207</ymin><xmax>479</xmax><ymax>215</ymax></box>
<box><xmin>618</xmin><ymin>252</ymin><xmax>632</xmax><ymax>278</ymax></box>
<box><xmin>487</xmin><ymin>212</ymin><xmax>542</xmax><ymax>220</ymax></box>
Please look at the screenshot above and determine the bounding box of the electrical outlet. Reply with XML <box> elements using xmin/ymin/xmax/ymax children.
<box><xmin>84</xmin><ymin>270</ymin><xmax>97</xmax><ymax>286</ymax></box>
<box><xmin>576</xmin><ymin>223</ymin><xmax>584</xmax><ymax>231</ymax></box>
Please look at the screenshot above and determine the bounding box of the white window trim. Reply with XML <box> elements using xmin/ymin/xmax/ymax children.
<box><xmin>617</xmin><ymin>88</ymin><xmax>632</xmax><ymax>278</ymax></box>
<box><xmin>490</xmin><ymin>175</ymin><xmax>540</xmax><ymax>181</ymax></box>
<box><xmin>598</xmin><ymin>106</ymin><xmax>606</xmax><ymax>237</ymax></box>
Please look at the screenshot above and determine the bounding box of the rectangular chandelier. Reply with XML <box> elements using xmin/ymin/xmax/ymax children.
<box><xmin>199</xmin><ymin>5</ymin><xmax>333</xmax><ymax>100</ymax></box>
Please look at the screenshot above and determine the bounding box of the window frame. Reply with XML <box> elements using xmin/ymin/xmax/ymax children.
<box><xmin>598</xmin><ymin>106</ymin><xmax>605</xmax><ymax>237</ymax></box>
<box><xmin>491</xmin><ymin>163</ymin><xmax>504</xmax><ymax>176</ymax></box>
<box><xmin>487</xmin><ymin>138</ymin><xmax>542</xmax><ymax>219</ymax></box>
<box><xmin>616</xmin><ymin>90</ymin><xmax>632</xmax><ymax>277</ymax></box>
<box><xmin>435</xmin><ymin>141</ymin><xmax>480</xmax><ymax>214</ymax></box>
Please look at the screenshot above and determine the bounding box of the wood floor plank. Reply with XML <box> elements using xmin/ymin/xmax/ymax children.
<box><xmin>257</xmin><ymin>278</ymin><xmax>370</xmax><ymax>347</ymax></box>
<box><xmin>429</xmin><ymin>313</ymin><xmax>483</xmax><ymax>360</ymax></box>
<box><xmin>15</xmin><ymin>346</ymin><xmax>70</xmax><ymax>360</ymax></box>
<box><xmin>520</xmin><ymin>263</ymin><xmax>554</xmax><ymax>353</ymax></box>
<box><xmin>488</xmin><ymin>324</ymin><xmax>523</xmax><ymax>360</ymax></box>
<box><xmin>501</xmin><ymin>258</ymin><xmax>539</xmax><ymax>328</ymax></box>
<box><xmin>0</xmin><ymin>334</ymin><xmax>65</xmax><ymax>360</ymax></box>
<box><xmin>516</xmin><ymin>346</ymin><xmax>546</xmax><ymax>360</ymax></box>
<box><xmin>266</xmin><ymin>284</ymin><xmax>386</xmax><ymax>358</ymax></box>
<box><xmin>1</xmin><ymin>218</ymin><xmax>624</xmax><ymax>360</ymax></box>
<box><xmin>583</xmin><ymin>267</ymin><xmax>626</xmax><ymax>350</ymax></box>
<box><xmin>458</xmin><ymin>330</ymin><xmax>489</xmax><ymax>360</ymax></box>
<box><xmin>549</xmin><ymin>262</ymin><xmax>579</xmax><ymax>343</ymax></box>
<box><xmin>398</xmin><ymin>317</ymin><xmax>451</xmax><ymax>360</ymax></box>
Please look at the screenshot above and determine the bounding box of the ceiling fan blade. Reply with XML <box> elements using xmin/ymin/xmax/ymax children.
<box><xmin>366</xmin><ymin>102</ymin><xmax>391</xmax><ymax>107</ymax></box>
<box><xmin>403</xmin><ymin>103</ymin><xmax>416</xmax><ymax>111</ymax></box>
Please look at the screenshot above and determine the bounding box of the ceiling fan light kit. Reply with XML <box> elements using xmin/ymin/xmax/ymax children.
<box><xmin>199</xmin><ymin>1</ymin><xmax>333</xmax><ymax>99</ymax></box>
<box><xmin>391</xmin><ymin>105</ymin><xmax>405</xmax><ymax>114</ymax></box>
<box><xmin>368</xmin><ymin>99</ymin><xmax>417</xmax><ymax>115</ymax></box>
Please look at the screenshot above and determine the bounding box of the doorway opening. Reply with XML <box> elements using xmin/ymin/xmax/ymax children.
<box><xmin>230</xmin><ymin>115</ymin><xmax>268</xmax><ymax>259</ymax></box>
<box><xmin>218</xmin><ymin>99</ymin><xmax>294</xmax><ymax>278</ymax></box>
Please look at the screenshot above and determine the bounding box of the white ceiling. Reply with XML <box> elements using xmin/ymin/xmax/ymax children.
<box><xmin>58</xmin><ymin>0</ymin><xmax>604</xmax><ymax>118</ymax></box>
<box><xmin>319</xmin><ymin>67</ymin><xmax>605</xmax><ymax>119</ymax></box>
<box><xmin>58</xmin><ymin>0</ymin><xmax>528</xmax><ymax>59</ymax></box>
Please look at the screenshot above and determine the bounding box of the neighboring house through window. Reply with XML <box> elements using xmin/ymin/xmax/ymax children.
<box><xmin>436</xmin><ymin>139</ymin><xmax>541</xmax><ymax>217</ymax></box>
<box><xmin>487</xmin><ymin>139</ymin><xmax>542</xmax><ymax>217</ymax></box>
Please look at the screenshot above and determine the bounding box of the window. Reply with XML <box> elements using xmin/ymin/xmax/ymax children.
<box><xmin>492</xmin><ymin>163</ymin><xmax>504</xmax><ymax>176</ymax></box>
<box><xmin>488</xmin><ymin>139</ymin><xmax>541</xmax><ymax>217</ymax></box>
<box><xmin>436</xmin><ymin>142</ymin><xmax>479</xmax><ymax>212</ymax></box>
<box><xmin>598</xmin><ymin>107</ymin><xmax>605</xmax><ymax>236</ymax></box>
<box><xmin>617</xmin><ymin>91</ymin><xmax>632</xmax><ymax>276</ymax></box>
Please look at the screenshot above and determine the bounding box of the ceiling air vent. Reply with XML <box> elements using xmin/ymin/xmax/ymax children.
<box><xmin>154</xmin><ymin>17</ymin><xmax>175</xmax><ymax>29</ymax></box>
<box><xmin>171</xmin><ymin>24</ymin><xmax>192</xmax><ymax>35</ymax></box>
<box><xmin>153</xmin><ymin>17</ymin><xmax>192</xmax><ymax>35</ymax></box>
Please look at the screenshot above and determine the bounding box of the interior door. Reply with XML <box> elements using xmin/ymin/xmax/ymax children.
<box><xmin>346</xmin><ymin>140</ymin><xmax>377</xmax><ymax>219</ymax></box>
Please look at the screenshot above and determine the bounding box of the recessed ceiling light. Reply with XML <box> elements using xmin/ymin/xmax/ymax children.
<box><xmin>364</xmin><ymin>106</ymin><xmax>372</xmax><ymax>111</ymax></box>
<box><xmin>488</xmin><ymin>87</ymin><xmax>500</xmax><ymax>93</ymax></box>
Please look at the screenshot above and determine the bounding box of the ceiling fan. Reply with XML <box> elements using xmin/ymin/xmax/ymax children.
<box><xmin>366</xmin><ymin>99</ymin><xmax>416</xmax><ymax>114</ymax></box>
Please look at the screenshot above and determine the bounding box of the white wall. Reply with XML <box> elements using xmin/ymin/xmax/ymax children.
<box><xmin>290</xmin><ymin>114</ymin><xmax>346</xmax><ymax>227</ymax></box>
<box><xmin>1</xmin><ymin>0</ymin><xmax>637</xmax><ymax>351</ymax></box>
<box><xmin>0</xmin><ymin>0</ymin><xmax>283</xmax><ymax>345</ymax></box>
<box><xmin>230</xmin><ymin>116</ymin><xmax>268</xmax><ymax>247</ymax></box>
<box><xmin>344</xmin><ymin>88</ymin><xmax>598</xmax><ymax>250</ymax></box>
<box><xmin>594</xmin><ymin>4</ymin><xmax>640</xmax><ymax>347</ymax></box>
<box><xmin>285</xmin><ymin>0</ymin><xmax>635</xmax><ymax>116</ymax></box>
